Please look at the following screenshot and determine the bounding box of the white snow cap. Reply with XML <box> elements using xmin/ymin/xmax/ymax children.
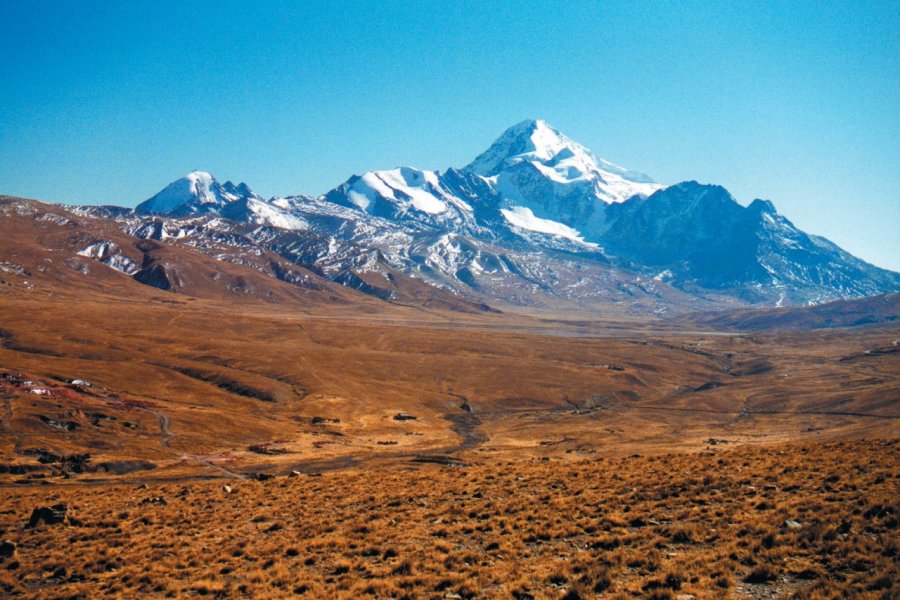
<box><xmin>136</xmin><ymin>171</ymin><xmax>260</xmax><ymax>215</ymax></box>
<box><xmin>182</xmin><ymin>171</ymin><xmax>217</xmax><ymax>201</ymax></box>
<box><xmin>466</xmin><ymin>119</ymin><xmax>589</xmax><ymax>175</ymax></box>
<box><xmin>346</xmin><ymin>167</ymin><xmax>468</xmax><ymax>215</ymax></box>
<box><xmin>137</xmin><ymin>171</ymin><xmax>221</xmax><ymax>214</ymax></box>
<box><xmin>500</xmin><ymin>206</ymin><xmax>596</xmax><ymax>246</ymax></box>
<box><xmin>465</xmin><ymin>119</ymin><xmax>661</xmax><ymax>203</ymax></box>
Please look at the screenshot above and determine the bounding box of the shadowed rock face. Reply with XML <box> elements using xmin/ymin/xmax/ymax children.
<box><xmin>93</xmin><ymin>460</ymin><xmax>157</xmax><ymax>475</ymax></box>
<box><xmin>597</xmin><ymin>182</ymin><xmax>900</xmax><ymax>303</ymax></box>
<box><xmin>27</xmin><ymin>504</ymin><xmax>70</xmax><ymax>528</ymax></box>
<box><xmin>133</xmin><ymin>263</ymin><xmax>174</xmax><ymax>291</ymax></box>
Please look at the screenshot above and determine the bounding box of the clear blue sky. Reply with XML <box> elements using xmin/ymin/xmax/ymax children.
<box><xmin>1</xmin><ymin>1</ymin><xmax>898</xmax><ymax>271</ymax></box>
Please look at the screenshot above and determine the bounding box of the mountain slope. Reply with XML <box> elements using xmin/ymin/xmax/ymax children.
<box><xmin>599</xmin><ymin>182</ymin><xmax>900</xmax><ymax>303</ymax></box>
<box><xmin>686</xmin><ymin>292</ymin><xmax>900</xmax><ymax>331</ymax></box>
<box><xmin>0</xmin><ymin>195</ymin><xmax>352</xmax><ymax>306</ymax></box>
<box><xmin>0</xmin><ymin>195</ymin><xmax>495</xmax><ymax>314</ymax></box>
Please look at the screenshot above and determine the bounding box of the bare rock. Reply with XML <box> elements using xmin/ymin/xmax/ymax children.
<box><xmin>27</xmin><ymin>503</ymin><xmax>70</xmax><ymax>528</ymax></box>
<box><xmin>311</xmin><ymin>416</ymin><xmax>339</xmax><ymax>425</ymax></box>
<box><xmin>0</xmin><ymin>540</ymin><xmax>16</xmax><ymax>558</ymax></box>
<box><xmin>139</xmin><ymin>496</ymin><xmax>167</xmax><ymax>506</ymax></box>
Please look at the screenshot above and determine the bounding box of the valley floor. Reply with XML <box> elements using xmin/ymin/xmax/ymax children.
<box><xmin>0</xmin><ymin>289</ymin><xmax>898</xmax><ymax>598</ymax></box>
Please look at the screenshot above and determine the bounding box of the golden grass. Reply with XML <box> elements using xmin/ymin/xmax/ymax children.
<box><xmin>1</xmin><ymin>288</ymin><xmax>897</xmax><ymax>484</ymax></box>
<box><xmin>0</xmin><ymin>438</ymin><xmax>896</xmax><ymax>598</ymax></box>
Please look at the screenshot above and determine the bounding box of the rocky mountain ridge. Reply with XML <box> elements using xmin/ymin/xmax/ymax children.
<box><xmin>56</xmin><ymin>120</ymin><xmax>900</xmax><ymax>312</ymax></box>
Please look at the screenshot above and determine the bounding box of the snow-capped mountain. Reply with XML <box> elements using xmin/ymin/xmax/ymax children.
<box><xmin>136</xmin><ymin>171</ymin><xmax>262</xmax><ymax>217</ymax></box>
<box><xmin>465</xmin><ymin>119</ymin><xmax>661</xmax><ymax>241</ymax></box>
<box><xmin>466</xmin><ymin>119</ymin><xmax>660</xmax><ymax>201</ymax></box>
<box><xmin>70</xmin><ymin>121</ymin><xmax>900</xmax><ymax>312</ymax></box>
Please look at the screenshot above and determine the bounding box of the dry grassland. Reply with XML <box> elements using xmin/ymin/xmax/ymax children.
<box><xmin>0</xmin><ymin>439</ymin><xmax>897</xmax><ymax>599</ymax></box>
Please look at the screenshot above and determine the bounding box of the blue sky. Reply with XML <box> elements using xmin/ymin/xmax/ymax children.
<box><xmin>1</xmin><ymin>1</ymin><xmax>898</xmax><ymax>270</ymax></box>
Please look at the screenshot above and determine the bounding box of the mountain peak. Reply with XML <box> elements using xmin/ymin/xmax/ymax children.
<box><xmin>464</xmin><ymin>119</ymin><xmax>582</xmax><ymax>177</ymax></box>
<box><xmin>463</xmin><ymin>120</ymin><xmax>661</xmax><ymax>206</ymax></box>
<box><xmin>749</xmin><ymin>198</ymin><xmax>777</xmax><ymax>214</ymax></box>
<box><xmin>136</xmin><ymin>171</ymin><xmax>258</xmax><ymax>216</ymax></box>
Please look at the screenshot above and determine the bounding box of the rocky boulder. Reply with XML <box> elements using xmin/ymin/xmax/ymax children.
<box><xmin>27</xmin><ymin>503</ymin><xmax>70</xmax><ymax>528</ymax></box>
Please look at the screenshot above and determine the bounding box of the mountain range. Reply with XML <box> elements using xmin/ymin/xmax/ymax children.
<box><xmin>31</xmin><ymin>120</ymin><xmax>900</xmax><ymax>314</ymax></box>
